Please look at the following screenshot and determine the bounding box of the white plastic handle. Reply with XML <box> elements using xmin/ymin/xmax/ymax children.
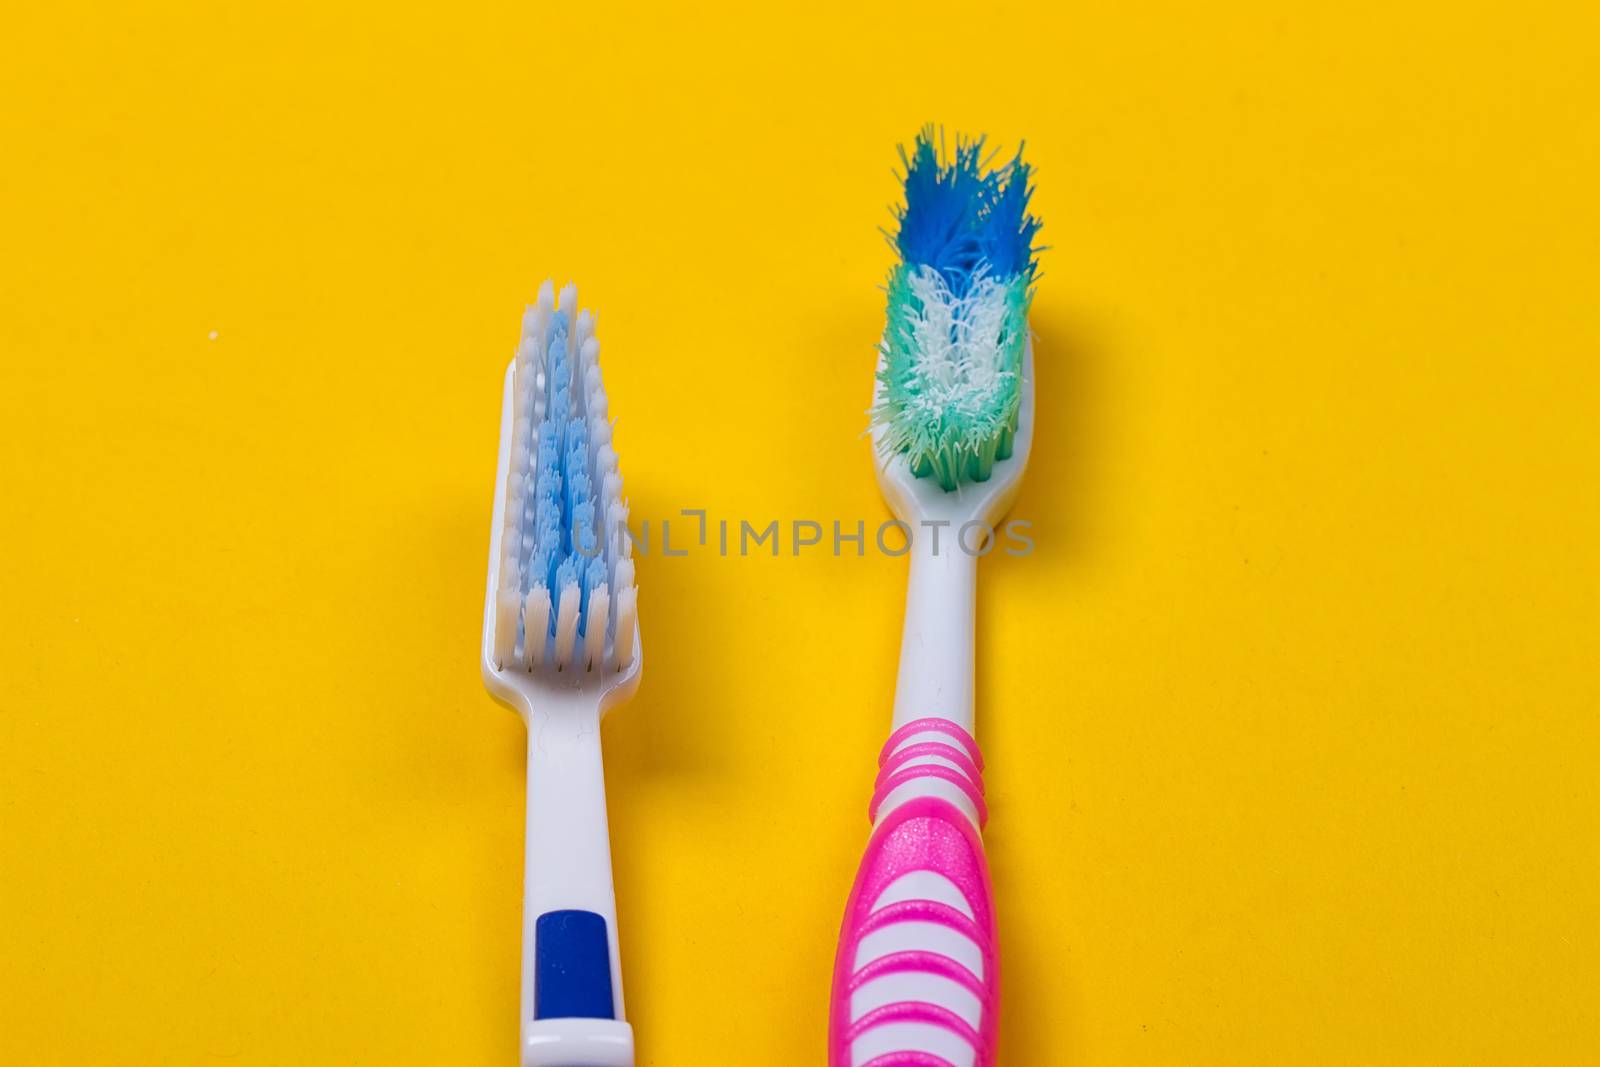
<box><xmin>521</xmin><ymin>699</ymin><xmax>633</xmax><ymax>1067</ymax></box>
<box><xmin>891</xmin><ymin>525</ymin><xmax>977</xmax><ymax>735</ymax></box>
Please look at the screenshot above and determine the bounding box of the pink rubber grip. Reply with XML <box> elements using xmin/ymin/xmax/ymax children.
<box><xmin>830</xmin><ymin>719</ymin><xmax>997</xmax><ymax>1067</ymax></box>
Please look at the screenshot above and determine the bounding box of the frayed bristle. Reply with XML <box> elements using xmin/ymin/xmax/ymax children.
<box><xmin>494</xmin><ymin>282</ymin><xmax>637</xmax><ymax>673</ymax></box>
<box><xmin>872</xmin><ymin>128</ymin><xmax>1039</xmax><ymax>492</ymax></box>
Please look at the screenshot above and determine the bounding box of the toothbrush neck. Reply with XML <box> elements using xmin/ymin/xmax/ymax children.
<box><xmin>891</xmin><ymin>520</ymin><xmax>980</xmax><ymax>734</ymax></box>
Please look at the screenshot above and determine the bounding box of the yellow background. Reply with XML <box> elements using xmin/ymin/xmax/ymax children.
<box><xmin>3</xmin><ymin>2</ymin><xmax>1598</xmax><ymax>1064</ymax></box>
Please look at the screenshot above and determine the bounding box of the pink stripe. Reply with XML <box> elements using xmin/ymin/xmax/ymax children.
<box><xmin>870</xmin><ymin>765</ymin><xmax>989</xmax><ymax>826</ymax></box>
<box><xmin>846</xmin><ymin>1001</ymin><xmax>983</xmax><ymax>1051</ymax></box>
<box><xmin>858</xmin><ymin>1054</ymin><xmax>961</xmax><ymax>1067</ymax></box>
<box><xmin>876</xmin><ymin>742</ymin><xmax>984</xmax><ymax>795</ymax></box>
<box><xmin>880</xmin><ymin>718</ymin><xmax>983</xmax><ymax>770</ymax></box>
<box><xmin>830</xmin><ymin>796</ymin><xmax>998</xmax><ymax>1066</ymax></box>
<box><xmin>846</xmin><ymin>951</ymin><xmax>987</xmax><ymax>998</ymax></box>
<box><xmin>854</xmin><ymin>898</ymin><xmax>992</xmax><ymax>953</ymax></box>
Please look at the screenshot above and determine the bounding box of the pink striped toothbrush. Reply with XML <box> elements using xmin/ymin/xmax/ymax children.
<box><xmin>830</xmin><ymin>129</ymin><xmax>1039</xmax><ymax>1067</ymax></box>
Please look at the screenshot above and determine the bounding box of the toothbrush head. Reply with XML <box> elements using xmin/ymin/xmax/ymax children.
<box><xmin>871</xmin><ymin>128</ymin><xmax>1040</xmax><ymax>507</ymax></box>
<box><xmin>482</xmin><ymin>281</ymin><xmax>641</xmax><ymax>717</ymax></box>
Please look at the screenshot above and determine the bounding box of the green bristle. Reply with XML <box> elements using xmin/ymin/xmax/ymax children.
<box><xmin>996</xmin><ymin>421</ymin><xmax>1015</xmax><ymax>462</ymax></box>
<box><xmin>873</xmin><ymin>266</ymin><xmax>1031</xmax><ymax>491</ymax></box>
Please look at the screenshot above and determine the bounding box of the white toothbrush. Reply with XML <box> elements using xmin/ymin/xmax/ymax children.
<box><xmin>481</xmin><ymin>281</ymin><xmax>641</xmax><ymax>1067</ymax></box>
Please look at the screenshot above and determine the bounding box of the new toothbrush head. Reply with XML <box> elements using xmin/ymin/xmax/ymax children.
<box><xmin>832</xmin><ymin>131</ymin><xmax>1039</xmax><ymax>1067</ymax></box>
<box><xmin>483</xmin><ymin>279</ymin><xmax>640</xmax><ymax>701</ymax></box>
<box><xmin>871</xmin><ymin>128</ymin><xmax>1040</xmax><ymax>525</ymax></box>
<box><xmin>481</xmin><ymin>281</ymin><xmax>640</xmax><ymax>1067</ymax></box>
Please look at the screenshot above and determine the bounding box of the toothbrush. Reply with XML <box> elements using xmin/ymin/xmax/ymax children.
<box><xmin>481</xmin><ymin>281</ymin><xmax>641</xmax><ymax>1067</ymax></box>
<box><xmin>830</xmin><ymin>131</ymin><xmax>1039</xmax><ymax>1067</ymax></box>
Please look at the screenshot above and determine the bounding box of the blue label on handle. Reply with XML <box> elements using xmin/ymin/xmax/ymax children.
<box><xmin>533</xmin><ymin>910</ymin><xmax>615</xmax><ymax>1020</ymax></box>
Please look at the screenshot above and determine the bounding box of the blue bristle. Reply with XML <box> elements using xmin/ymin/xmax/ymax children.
<box><xmin>548</xmin><ymin>315</ymin><xmax>571</xmax><ymax>432</ymax></box>
<box><xmin>554</xmin><ymin>556</ymin><xmax>579</xmax><ymax>594</ymax></box>
<box><xmin>571</xmin><ymin>506</ymin><xmax>597</xmax><ymax>561</ymax></box>
<box><xmin>577</xmin><ymin>555</ymin><xmax>607</xmax><ymax>632</ymax></box>
<box><xmin>538</xmin><ymin>422</ymin><xmax>561</xmax><ymax>469</ymax></box>
<box><xmin>894</xmin><ymin>127</ymin><xmax>1039</xmax><ymax>295</ymax></box>
<box><xmin>512</xmin><ymin>292</ymin><xmax>620</xmax><ymax>658</ymax></box>
<box><xmin>535</xmin><ymin>500</ymin><xmax>562</xmax><ymax>586</ymax></box>
<box><xmin>563</xmin><ymin>423</ymin><xmax>593</xmax><ymax>537</ymax></box>
<box><xmin>978</xmin><ymin>150</ymin><xmax>1040</xmax><ymax>281</ymax></box>
<box><xmin>585</xmin><ymin>554</ymin><xmax>607</xmax><ymax>592</ymax></box>
<box><xmin>531</xmin><ymin>416</ymin><xmax>563</xmax><ymax>595</ymax></box>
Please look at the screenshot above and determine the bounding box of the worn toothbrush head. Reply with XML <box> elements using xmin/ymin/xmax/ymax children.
<box><xmin>871</xmin><ymin>127</ymin><xmax>1040</xmax><ymax>505</ymax></box>
<box><xmin>482</xmin><ymin>281</ymin><xmax>641</xmax><ymax>715</ymax></box>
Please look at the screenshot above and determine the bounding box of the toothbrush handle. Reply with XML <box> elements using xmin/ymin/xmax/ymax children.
<box><xmin>829</xmin><ymin>718</ymin><xmax>997</xmax><ymax>1067</ymax></box>
<box><xmin>521</xmin><ymin>708</ymin><xmax>634</xmax><ymax>1067</ymax></box>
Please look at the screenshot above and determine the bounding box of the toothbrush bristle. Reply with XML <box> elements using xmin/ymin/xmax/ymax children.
<box><xmin>872</xmin><ymin>127</ymin><xmax>1040</xmax><ymax>492</ymax></box>
<box><xmin>494</xmin><ymin>281</ymin><xmax>636</xmax><ymax>673</ymax></box>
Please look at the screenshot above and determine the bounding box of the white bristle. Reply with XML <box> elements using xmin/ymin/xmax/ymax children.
<box><xmin>502</xmin><ymin>489</ymin><xmax>522</xmax><ymax>549</ymax></box>
<box><xmin>498</xmin><ymin>284</ymin><xmax>556</xmax><ymax>674</ymax></box>
<box><xmin>591</xmin><ymin>499</ymin><xmax>611</xmax><ymax>559</ymax></box>
<box><xmin>611</xmin><ymin>502</ymin><xmax>632</xmax><ymax>562</ymax></box>
<box><xmin>558</xmin><ymin>282</ymin><xmax>578</xmax><ymax>316</ymax></box>
<box><xmin>523</xmin><ymin>586</ymin><xmax>551</xmax><ymax>669</ymax></box>
<box><xmin>602</xmin><ymin>489</ymin><xmax>624</xmax><ymax>566</ymax></box>
<box><xmin>584</xmin><ymin>583</ymin><xmax>609</xmax><ymax>671</ymax></box>
<box><xmin>613</xmin><ymin>584</ymin><xmax>637</xmax><ymax>669</ymax></box>
<box><xmin>554</xmin><ymin>581</ymin><xmax>581</xmax><ymax>669</ymax></box>
<box><xmin>493</xmin><ymin>588</ymin><xmax>520</xmax><ymax>668</ymax></box>
<box><xmin>519</xmin><ymin>305</ymin><xmax>542</xmax><ymax>349</ymax></box>
<box><xmin>511</xmin><ymin>389</ymin><xmax>528</xmax><ymax>437</ymax></box>
<box><xmin>496</xmin><ymin>354</ymin><xmax>531</xmax><ymax>666</ymax></box>
<box><xmin>521</xmin><ymin>292</ymin><xmax>551</xmax><ymax>378</ymax></box>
